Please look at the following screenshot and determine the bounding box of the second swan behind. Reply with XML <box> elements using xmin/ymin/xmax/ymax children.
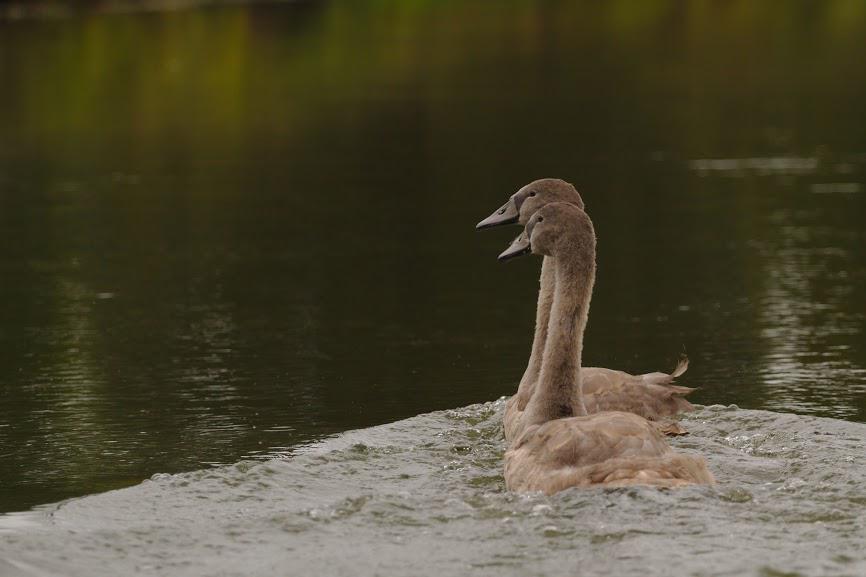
<box><xmin>498</xmin><ymin>202</ymin><xmax>714</xmax><ymax>493</ymax></box>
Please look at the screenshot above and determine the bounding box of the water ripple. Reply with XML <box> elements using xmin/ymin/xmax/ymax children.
<box><xmin>1</xmin><ymin>401</ymin><xmax>865</xmax><ymax>576</ymax></box>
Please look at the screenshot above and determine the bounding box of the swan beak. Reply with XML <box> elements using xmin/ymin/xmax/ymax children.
<box><xmin>498</xmin><ymin>231</ymin><xmax>532</xmax><ymax>261</ymax></box>
<box><xmin>476</xmin><ymin>198</ymin><xmax>519</xmax><ymax>229</ymax></box>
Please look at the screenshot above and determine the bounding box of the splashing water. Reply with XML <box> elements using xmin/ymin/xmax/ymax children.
<box><xmin>1</xmin><ymin>402</ymin><xmax>864</xmax><ymax>577</ymax></box>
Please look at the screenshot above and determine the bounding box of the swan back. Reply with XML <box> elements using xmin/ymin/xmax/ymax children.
<box><xmin>505</xmin><ymin>412</ymin><xmax>713</xmax><ymax>493</ymax></box>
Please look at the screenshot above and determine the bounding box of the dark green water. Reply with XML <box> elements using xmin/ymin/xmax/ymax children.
<box><xmin>1</xmin><ymin>0</ymin><xmax>865</xmax><ymax>514</ymax></box>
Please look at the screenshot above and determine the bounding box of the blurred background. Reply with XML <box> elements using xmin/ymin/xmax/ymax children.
<box><xmin>1</xmin><ymin>0</ymin><xmax>865</xmax><ymax>513</ymax></box>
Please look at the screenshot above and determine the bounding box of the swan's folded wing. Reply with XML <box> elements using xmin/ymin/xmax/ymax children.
<box><xmin>512</xmin><ymin>453</ymin><xmax>715</xmax><ymax>494</ymax></box>
<box><xmin>581</xmin><ymin>364</ymin><xmax>695</xmax><ymax>419</ymax></box>
<box><xmin>506</xmin><ymin>359</ymin><xmax>693</xmax><ymax>442</ymax></box>
<box><xmin>513</xmin><ymin>411</ymin><xmax>670</xmax><ymax>470</ymax></box>
<box><xmin>504</xmin><ymin>412</ymin><xmax>713</xmax><ymax>493</ymax></box>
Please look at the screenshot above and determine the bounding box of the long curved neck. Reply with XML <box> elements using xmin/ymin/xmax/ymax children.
<box><xmin>523</xmin><ymin>247</ymin><xmax>595</xmax><ymax>426</ymax></box>
<box><xmin>514</xmin><ymin>256</ymin><xmax>555</xmax><ymax>408</ymax></box>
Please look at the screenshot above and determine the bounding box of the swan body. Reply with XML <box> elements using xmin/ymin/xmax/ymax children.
<box><xmin>498</xmin><ymin>203</ymin><xmax>713</xmax><ymax>493</ymax></box>
<box><xmin>479</xmin><ymin>179</ymin><xmax>695</xmax><ymax>442</ymax></box>
<box><xmin>504</xmin><ymin>360</ymin><xmax>693</xmax><ymax>441</ymax></box>
<box><xmin>505</xmin><ymin>412</ymin><xmax>714</xmax><ymax>493</ymax></box>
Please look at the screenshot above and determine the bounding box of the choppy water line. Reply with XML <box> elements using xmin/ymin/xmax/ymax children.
<box><xmin>1</xmin><ymin>401</ymin><xmax>865</xmax><ymax>577</ymax></box>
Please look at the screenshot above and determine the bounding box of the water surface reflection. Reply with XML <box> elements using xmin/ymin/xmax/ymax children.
<box><xmin>0</xmin><ymin>0</ymin><xmax>865</xmax><ymax>512</ymax></box>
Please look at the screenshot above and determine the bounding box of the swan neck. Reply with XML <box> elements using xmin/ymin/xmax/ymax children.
<box><xmin>514</xmin><ymin>256</ymin><xmax>554</xmax><ymax>408</ymax></box>
<box><xmin>525</xmin><ymin>245</ymin><xmax>595</xmax><ymax>425</ymax></box>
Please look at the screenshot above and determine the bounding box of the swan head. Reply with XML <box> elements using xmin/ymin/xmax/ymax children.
<box><xmin>498</xmin><ymin>202</ymin><xmax>594</xmax><ymax>261</ymax></box>
<box><xmin>476</xmin><ymin>178</ymin><xmax>584</xmax><ymax>230</ymax></box>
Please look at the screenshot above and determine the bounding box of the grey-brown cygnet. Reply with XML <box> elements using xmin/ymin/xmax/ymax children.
<box><xmin>499</xmin><ymin>203</ymin><xmax>714</xmax><ymax>493</ymax></box>
<box><xmin>478</xmin><ymin>179</ymin><xmax>694</xmax><ymax>442</ymax></box>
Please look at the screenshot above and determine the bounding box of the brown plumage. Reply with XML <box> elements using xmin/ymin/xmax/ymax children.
<box><xmin>501</xmin><ymin>203</ymin><xmax>713</xmax><ymax>493</ymax></box>
<box><xmin>505</xmin><ymin>414</ymin><xmax>713</xmax><ymax>493</ymax></box>
<box><xmin>505</xmin><ymin>359</ymin><xmax>694</xmax><ymax>441</ymax></box>
<box><xmin>481</xmin><ymin>179</ymin><xmax>695</xmax><ymax>442</ymax></box>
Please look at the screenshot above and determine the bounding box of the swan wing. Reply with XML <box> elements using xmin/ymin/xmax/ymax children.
<box><xmin>511</xmin><ymin>412</ymin><xmax>669</xmax><ymax>467</ymax></box>
<box><xmin>581</xmin><ymin>359</ymin><xmax>695</xmax><ymax>419</ymax></box>
<box><xmin>504</xmin><ymin>412</ymin><xmax>713</xmax><ymax>493</ymax></box>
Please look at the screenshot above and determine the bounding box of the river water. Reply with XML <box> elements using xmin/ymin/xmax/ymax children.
<box><xmin>2</xmin><ymin>402</ymin><xmax>865</xmax><ymax>576</ymax></box>
<box><xmin>1</xmin><ymin>1</ymin><xmax>866</xmax><ymax>575</ymax></box>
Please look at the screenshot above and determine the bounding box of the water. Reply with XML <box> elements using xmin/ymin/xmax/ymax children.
<box><xmin>1</xmin><ymin>1</ymin><xmax>866</xmax><ymax>573</ymax></box>
<box><xmin>2</xmin><ymin>402</ymin><xmax>865</xmax><ymax>576</ymax></box>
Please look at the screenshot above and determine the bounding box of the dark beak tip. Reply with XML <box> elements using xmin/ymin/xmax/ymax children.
<box><xmin>476</xmin><ymin>199</ymin><xmax>520</xmax><ymax>230</ymax></box>
<box><xmin>476</xmin><ymin>213</ymin><xmax>510</xmax><ymax>230</ymax></box>
<box><xmin>497</xmin><ymin>247</ymin><xmax>529</xmax><ymax>262</ymax></box>
<box><xmin>497</xmin><ymin>235</ymin><xmax>532</xmax><ymax>261</ymax></box>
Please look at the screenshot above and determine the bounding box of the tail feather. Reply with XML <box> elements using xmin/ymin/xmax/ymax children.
<box><xmin>666</xmin><ymin>384</ymin><xmax>695</xmax><ymax>397</ymax></box>
<box><xmin>670</xmin><ymin>355</ymin><xmax>689</xmax><ymax>379</ymax></box>
<box><xmin>641</xmin><ymin>355</ymin><xmax>692</xmax><ymax>394</ymax></box>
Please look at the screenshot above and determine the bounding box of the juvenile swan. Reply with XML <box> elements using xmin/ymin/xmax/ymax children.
<box><xmin>478</xmin><ymin>179</ymin><xmax>694</xmax><ymax>442</ymax></box>
<box><xmin>499</xmin><ymin>203</ymin><xmax>713</xmax><ymax>493</ymax></box>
